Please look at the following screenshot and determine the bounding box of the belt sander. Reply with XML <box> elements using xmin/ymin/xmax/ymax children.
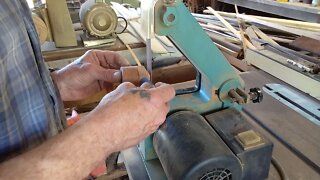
<box><xmin>122</xmin><ymin>1</ymin><xmax>273</xmax><ymax>179</ymax></box>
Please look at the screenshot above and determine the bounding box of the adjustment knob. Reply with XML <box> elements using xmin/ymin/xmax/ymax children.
<box><xmin>249</xmin><ymin>88</ymin><xmax>263</xmax><ymax>103</ymax></box>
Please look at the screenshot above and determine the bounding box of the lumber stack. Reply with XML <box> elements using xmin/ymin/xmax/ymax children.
<box><xmin>194</xmin><ymin>6</ymin><xmax>320</xmax><ymax>99</ymax></box>
<box><xmin>193</xmin><ymin>7</ymin><xmax>320</xmax><ymax>71</ymax></box>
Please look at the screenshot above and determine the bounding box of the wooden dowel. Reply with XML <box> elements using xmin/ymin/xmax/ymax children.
<box><xmin>203</xmin><ymin>10</ymin><xmax>320</xmax><ymax>29</ymax></box>
<box><xmin>234</xmin><ymin>5</ymin><xmax>247</xmax><ymax>51</ymax></box>
<box><xmin>269</xmin><ymin>36</ymin><xmax>293</xmax><ymax>44</ymax></box>
<box><xmin>199</xmin><ymin>23</ymin><xmax>229</xmax><ymax>32</ymax></box>
<box><xmin>125</xmin><ymin>44</ymin><xmax>142</xmax><ymax>66</ymax></box>
<box><xmin>206</xmin><ymin>7</ymin><xmax>241</xmax><ymax>39</ymax></box>
<box><xmin>240</xmin><ymin>15</ymin><xmax>320</xmax><ymax>40</ymax></box>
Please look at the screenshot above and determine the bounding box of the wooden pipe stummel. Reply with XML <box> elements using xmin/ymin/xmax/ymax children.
<box><xmin>120</xmin><ymin>66</ymin><xmax>150</xmax><ymax>86</ymax></box>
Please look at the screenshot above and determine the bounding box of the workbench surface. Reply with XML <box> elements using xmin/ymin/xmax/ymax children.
<box><xmin>242</xmin><ymin>70</ymin><xmax>320</xmax><ymax>180</ymax></box>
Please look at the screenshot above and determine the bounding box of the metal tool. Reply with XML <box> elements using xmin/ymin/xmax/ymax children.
<box><xmin>122</xmin><ymin>1</ymin><xmax>273</xmax><ymax>179</ymax></box>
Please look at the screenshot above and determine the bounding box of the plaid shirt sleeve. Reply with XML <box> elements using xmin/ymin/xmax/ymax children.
<box><xmin>0</xmin><ymin>0</ymin><xmax>66</xmax><ymax>162</ymax></box>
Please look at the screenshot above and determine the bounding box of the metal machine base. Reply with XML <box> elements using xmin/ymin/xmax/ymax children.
<box><xmin>80</xmin><ymin>33</ymin><xmax>116</xmax><ymax>47</ymax></box>
<box><xmin>122</xmin><ymin>108</ymin><xmax>273</xmax><ymax>180</ymax></box>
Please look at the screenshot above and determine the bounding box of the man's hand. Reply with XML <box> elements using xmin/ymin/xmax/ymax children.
<box><xmin>88</xmin><ymin>82</ymin><xmax>176</xmax><ymax>152</ymax></box>
<box><xmin>51</xmin><ymin>50</ymin><xmax>129</xmax><ymax>101</ymax></box>
<box><xmin>0</xmin><ymin>82</ymin><xmax>175</xmax><ymax>180</ymax></box>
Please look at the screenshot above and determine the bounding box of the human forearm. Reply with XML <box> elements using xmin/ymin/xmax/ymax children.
<box><xmin>0</xmin><ymin>82</ymin><xmax>175</xmax><ymax>179</ymax></box>
<box><xmin>0</xmin><ymin>113</ymin><xmax>113</xmax><ymax>180</ymax></box>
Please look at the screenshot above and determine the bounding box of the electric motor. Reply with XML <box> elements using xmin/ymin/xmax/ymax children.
<box><xmin>153</xmin><ymin>111</ymin><xmax>242</xmax><ymax>180</ymax></box>
<box><xmin>79</xmin><ymin>0</ymin><xmax>117</xmax><ymax>38</ymax></box>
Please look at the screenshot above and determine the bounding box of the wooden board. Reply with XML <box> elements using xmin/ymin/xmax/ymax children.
<box><xmin>200</xmin><ymin>23</ymin><xmax>229</xmax><ymax>32</ymax></box>
<box><xmin>290</xmin><ymin>36</ymin><xmax>320</xmax><ymax>56</ymax></box>
<box><xmin>155</xmin><ymin>35</ymin><xmax>174</xmax><ymax>48</ymax></box>
<box><xmin>251</xmin><ymin>26</ymin><xmax>279</xmax><ymax>46</ymax></box>
<box><xmin>206</xmin><ymin>7</ymin><xmax>241</xmax><ymax>39</ymax></box>
<box><xmin>238</xmin><ymin>14</ymin><xmax>320</xmax><ymax>40</ymax></box>
<box><xmin>129</xmin><ymin>21</ymin><xmax>168</xmax><ymax>54</ymax></box>
<box><xmin>46</xmin><ymin>0</ymin><xmax>77</xmax><ymax>47</ymax></box>
<box><xmin>222</xmin><ymin>51</ymin><xmax>251</xmax><ymax>71</ymax></box>
<box><xmin>268</xmin><ymin>36</ymin><xmax>293</xmax><ymax>44</ymax></box>
<box><xmin>245</xmin><ymin>26</ymin><xmax>264</xmax><ymax>50</ymax></box>
<box><xmin>245</xmin><ymin>49</ymin><xmax>320</xmax><ymax>100</ymax></box>
<box><xmin>117</xmin><ymin>32</ymin><xmax>141</xmax><ymax>45</ymax></box>
<box><xmin>203</xmin><ymin>10</ymin><xmax>320</xmax><ymax>30</ymax></box>
<box><xmin>152</xmin><ymin>61</ymin><xmax>197</xmax><ymax>84</ymax></box>
<box><xmin>42</xmin><ymin>40</ymin><xmax>145</xmax><ymax>62</ymax></box>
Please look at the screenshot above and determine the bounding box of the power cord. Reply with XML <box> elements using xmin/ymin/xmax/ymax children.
<box><xmin>271</xmin><ymin>156</ymin><xmax>288</xmax><ymax>180</ymax></box>
<box><xmin>116</xmin><ymin>17</ymin><xmax>128</xmax><ymax>34</ymax></box>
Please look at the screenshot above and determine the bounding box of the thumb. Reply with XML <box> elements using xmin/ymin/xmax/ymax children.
<box><xmin>90</xmin><ymin>65</ymin><xmax>122</xmax><ymax>83</ymax></box>
<box><xmin>150</xmin><ymin>83</ymin><xmax>176</xmax><ymax>103</ymax></box>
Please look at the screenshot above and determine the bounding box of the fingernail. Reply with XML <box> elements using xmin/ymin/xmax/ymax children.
<box><xmin>113</xmin><ymin>71</ymin><xmax>122</xmax><ymax>81</ymax></box>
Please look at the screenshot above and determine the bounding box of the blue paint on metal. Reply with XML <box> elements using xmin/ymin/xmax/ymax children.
<box><xmin>141</xmin><ymin>0</ymin><xmax>246</xmax><ymax>164</ymax></box>
<box><xmin>154</xmin><ymin>1</ymin><xmax>244</xmax><ymax>104</ymax></box>
<box><xmin>154</xmin><ymin>2</ymin><xmax>244</xmax><ymax>93</ymax></box>
<box><xmin>199</xmin><ymin>88</ymin><xmax>211</xmax><ymax>102</ymax></box>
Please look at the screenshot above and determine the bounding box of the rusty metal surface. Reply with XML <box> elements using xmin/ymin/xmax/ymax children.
<box><xmin>290</xmin><ymin>36</ymin><xmax>320</xmax><ymax>56</ymax></box>
<box><xmin>241</xmin><ymin>70</ymin><xmax>320</xmax><ymax>179</ymax></box>
<box><xmin>187</xmin><ymin>0</ymin><xmax>213</xmax><ymax>13</ymax></box>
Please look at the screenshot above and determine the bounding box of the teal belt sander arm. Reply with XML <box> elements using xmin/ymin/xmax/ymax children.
<box><xmin>123</xmin><ymin>1</ymin><xmax>273</xmax><ymax>180</ymax></box>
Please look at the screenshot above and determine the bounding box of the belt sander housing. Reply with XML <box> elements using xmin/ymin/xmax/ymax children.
<box><xmin>122</xmin><ymin>1</ymin><xmax>273</xmax><ymax>179</ymax></box>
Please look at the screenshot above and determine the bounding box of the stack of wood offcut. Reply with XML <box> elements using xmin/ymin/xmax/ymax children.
<box><xmin>193</xmin><ymin>7</ymin><xmax>320</xmax><ymax>74</ymax></box>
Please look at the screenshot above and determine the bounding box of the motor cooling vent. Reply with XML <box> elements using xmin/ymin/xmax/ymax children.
<box><xmin>199</xmin><ymin>168</ymin><xmax>232</xmax><ymax>180</ymax></box>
